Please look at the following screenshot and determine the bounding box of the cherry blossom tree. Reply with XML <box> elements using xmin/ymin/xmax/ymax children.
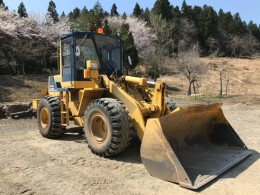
<box><xmin>0</xmin><ymin>7</ymin><xmax>70</xmax><ymax>74</ymax></box>
<box><xmin>107</xmin><ymin>15</ymin><xmax>156</xmax><ymax>59</ymax></box>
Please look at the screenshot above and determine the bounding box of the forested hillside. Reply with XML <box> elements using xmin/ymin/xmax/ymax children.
<box><xmin>0</xmin><ymin>0</ymin><xmax>259</xmax><ymax>79</ymax></box>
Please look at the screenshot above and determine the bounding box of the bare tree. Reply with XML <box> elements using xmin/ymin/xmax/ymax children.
<box><xmin>229</xmin><ymin>34</ymin><xmax>259</xmax><ymax>58</ymax></box>
<box><xmin>225</xmin><ymin>70</ymin><xmax>230</xmax><ymax>95</ymax></box>
<box><xmin>177</xmin><ymin>43</ymin><xmax>206</xmax><ymax>96</ymax></box>
<box><xmin>219</xmin><ymin>68</ymin><xmax>232</xmax><ymax>96</ymax></box>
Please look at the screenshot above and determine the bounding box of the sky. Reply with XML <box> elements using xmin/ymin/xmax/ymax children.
<box><xmin>4</xmin><ymin>0</ymin><xmax>260</xmax><ymax>25</ymax></box>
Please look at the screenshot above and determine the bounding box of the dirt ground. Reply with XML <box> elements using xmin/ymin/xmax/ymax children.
<box><xmin>0</xmin><ymin>103</ymin><xmax>259</xmax><ymax>195</ymax></box>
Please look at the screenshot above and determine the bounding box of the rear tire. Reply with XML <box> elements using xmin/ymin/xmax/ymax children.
<box><xmin>84</xmin><ymin>98</ymin><xmax>133</xmax><ymax>157</ymax></box>
<box><xmin>37</xmin><ymin>96</ymin><xmax>66</xmax><ymax>138</ymax></box>
<box><xmin>166</xmin><ymin>97</ymin><xmax>177</xmax><ymax>111</ymax></box>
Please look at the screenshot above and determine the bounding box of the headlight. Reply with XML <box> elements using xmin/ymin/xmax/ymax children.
<box><xmin>91</xmin><ymin>62</ymin><xmax>98</xmax><ymax>69</ymax></box>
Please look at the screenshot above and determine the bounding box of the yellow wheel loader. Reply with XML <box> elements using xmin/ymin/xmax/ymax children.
<box><xmin>32</xmin><ymin>30</ymin><xmax>251</xmax><ymax>189</ymax></box>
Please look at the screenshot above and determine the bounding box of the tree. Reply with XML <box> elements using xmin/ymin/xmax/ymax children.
<box><xmin>17</xmin><ymin>2</ymin><xmax>28</xmax><ymax>17</ymax></box>
<box><xmin>0</xmin><ymin>0</ymin><xmax>7</xmax><ymax>9</ymax></box>
<box><xmin>122</xmin><ymin>12</ymin><xmax>127</xmax><ymax>20</ymax></box>
<box><xmin>120</xmin><ymin>23</ymin><xmax>139</xmax><ymax>72</ymax></box>
<box><xmin>107</xmin><ymin>15</ymin><xmax>156</xmax><ymax>59</ymax></box>
<box><xmin>152</xmin><ymin>0</ymin><xmax>173</xmax><ymax>20</ymax></box>
<box><xmin>0</xmin><ymin>8</ymin><xmax>70</xmax><ymax>75</ymax></box>
<box><xmin>204</xmin><ymin>6</ymin><xmax>218</xmax><ymax>38</ymax></box>
<box><xmin>103</xmin><ymin>19</ymin><xmax>112</xmax><ymax>35</ymax></box>
<box><xmin>218</xmin><ymin>11</ymin><xmax>234</xmax><ymax>34</ymax></box>
<box><xmin>181</xmin><ymin>0</ymin><xmax>192</xmax><ymax>20</ymax></box>
<box><xmin>133</xmin><ymin>3</ymin><xmax>142</xmax><ymax>18</ymax></box>
<box><xmin>72</xmin><ymin>7</ymin><xmax>80</xmax><ymax>20</ymax></box>
<box><xmin>141</xmin><ymin>7</ymin><xmax>150</xmax><ymax>24</ymax></box>
<box><xmin>125</xmin><ymin>17</ymin><xmax>156</xmax><ymax>59</ymax></box>
<box><xmin>76</xmin><ymin>6</ymin><xmax>89</xmax><ymax>31</ymax></box>
<box><xmin>60</xmin><ymin>11</ymin><xmax>66</xmax><ymax>19</ymax></box>
<box><xmin>177</xmin><ymin>44</ymin><xmax>206</xmax><ymax>95</ymax></box>
<box><xmin>248</xmin><ymin>21</ymin><xmax>260</xmax><ymax>41</ymax></box>
<box><xmin>178</xmin><ymin>18</ymin><xmax>198</xmax><ymax>52</ymax></box>
<box><xmin>88</xmin><ymin>1</ymin><xmax>104</xmax><ymax>29</ymax></box>
<box><xmin>110</xmin><ymin>3</ymin><xmax>119</xmax><ymax>16</ymax></box>
<box><xmin>149</xmin><ymin>13</ymin><xmax>173</xmax><ymax>78</ymax></box>
<box><xmin>229</xmin><ymin>34</ymin><xmax>259</xmax><ymax>57</ymax></box>
<box><xmin>196</xmin><ymin>5</ymin><xmax>218</xmax><ymax>53</ymax></box>
<box><xmin>0</xmin><ymin>0</ymin><xmax>4</xmax><ymax>7</ymax></box>
<box><xmin>48</xmin><ymin>0</ymin><xmax>59</xmax><ymax>22</ymax></box>
<box><xmin>233</xmin><ymin>13</ymin><xmax>247</xmax><ymax>35</ymax></box>
<box><xmin>106</xmin><ymin>15</ymin><xmax>124</xmax><ymax>34</ymax></box>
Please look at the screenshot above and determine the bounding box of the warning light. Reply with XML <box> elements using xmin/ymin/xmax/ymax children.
<box><xmin>90</xmin><ymin>26</ymin><xmax>96</xmax><ymax>32</ymax></box>
<box><xmin>98</xmin><ymin>28</ymin><xmax>104</xmax><ymax>34</ymax></box>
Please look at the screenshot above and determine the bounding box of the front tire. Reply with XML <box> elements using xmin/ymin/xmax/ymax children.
<box><xmin>84</xmin><ymin>98</ymin><xmax>133</xmax><ymax>157</ymax></box>
<box><xmin>37</xmin><ymin>96</ymin><xmax>66</xmax><ymax>138</ymax></box>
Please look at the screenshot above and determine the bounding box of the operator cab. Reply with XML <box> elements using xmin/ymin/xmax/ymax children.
<box><xmin>61</xmin><ymin>31</ymin><xmax>123</xmax><ymax>82</ymax></box>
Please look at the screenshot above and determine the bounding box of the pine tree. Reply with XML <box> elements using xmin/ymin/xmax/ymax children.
<box><xmin>48</xmin><ymin>0</ymin><xmax>59</xmax><ymax>22</ymax></box>
<box><xmin>172</xmin><ymin>6</ymin><xmax>182</xmax><ymax>47</ymax></box>
<box><xmin>17</xmin><ymin>2</ymin><xmax>28</xmax><ymax>17</ymax></box>
<box><xmin>110</xmin><ymin>3</ymin><xmax>119</xmax><ymax>16</ymax></box>
<box><xmin>218</xmin><ymin>11</ymin><xmax>234</xmax><ymax>34</ymax></box>
<box><xmin>191</xmin><ymin>6</ymin><xmax>202</xmax><ymax>26</ymax></box>
<box><xmin>233</xmin><ymin>13</ymin><xmax>247</xmax><ymax>35</ymax></box>
<box><xmin>218</xmin><ymin>9</ymin><xmax>225</xmax><ymax>29</ymax></box>
<box><xmin>0</xmin><ymin>0</ymin><xmax>5</xmax><ymax>7</ymax></box>
<box><xmin>204</xmin><ymin>6</ymin><xmax>218</xmax><ymax>38</ymax></box>
<box><xmin>133</xmin><ymin>3</ymin><xmax>142</xmax><ymax>18</ymax></box>
<box><xmin>72</xmin><ymin>7</ymin><xmax>80</xmax><ymax>20</ymax></box>
<box><xmin>60</xmin><ymin>11</ymin><xmax>66</xmax><ymax>19</ymax></box>
<box><xmin>248</xmin><ymin>21</ymin><xmax>260</xmax><ymax>41</ymax></box>
<box><xmin>88</xmin><ymin>1</ymin><xmax>104</xmax><ymax>29</ymax></box>
<box><xmin>77</xmin><ymin>6</ymin><xmax>89</xmax><ymax>31</ymax></box>
<box><xmin>120</xmin><ymin>23</ymin><xmax>139</xmax><ymax>71</ymax></box>
<box><xmin>141</xmin><ymin>7</ymin><xmax>150</xmax><ymax>24</ymax></box>
<box><xmin>181</xmin><ymin>0</ymin><xmax>192</xmax><ymax>19</ymax></box>
<box><xmin>103</xmin><ymin>19</ymin><xmax>112</xmax><ymax>35</ymax></box>
<box><xmin>81</xmin><ymin>6</ymin><xmax>88</xmax><ymax>14</ymax></box>
<box><xmin>122</xmin><ymin>12</ymin><xmax>127</xmax><ymax>20</ymax></box>
<box><xmin>151</xmin><ymin>0</ymin><xmax>173</xmax><ymax>21</ymax></box>
<box><xmin>0</xmin><ymin>0</ymin><xmax>7</xmax><ymax>10</ymax></box>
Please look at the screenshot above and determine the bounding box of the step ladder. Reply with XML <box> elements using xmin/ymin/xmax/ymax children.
<box><xmin>61</xmin><ymin>92</ymin><xmax>69</xmax><ymax>126</ymax></box>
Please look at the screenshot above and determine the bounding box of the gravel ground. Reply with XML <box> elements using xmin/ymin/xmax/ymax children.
<box><xmin>0</xmin><ymin>104</ymin><xmax>259</xmax><ymax>195</ymax></box>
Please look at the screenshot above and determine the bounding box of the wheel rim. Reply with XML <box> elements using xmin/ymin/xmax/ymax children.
<box><xmin>40</xmin><ymin>107</ymin><xmax>49</xmax><ymax>129</ymax></box>
<box><xmin>90</xmin><ymin>113</ymin><xmax>108</xmax><ymax>143</ymax></box>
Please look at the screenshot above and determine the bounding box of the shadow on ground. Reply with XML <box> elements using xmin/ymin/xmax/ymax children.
<box><xmin>59</xmin><ymin>127</ymin><xmax>142</xmax><ymax>164</ymax></box>
<box><xmin>59</xmin><ymin>127</ymin><xmax>85</xmax><ymax>143</ymax></box>
<box><xmin>110</xmin><ymin>134</ymin><xmax>142</xmax><ymax>164</ymax></box>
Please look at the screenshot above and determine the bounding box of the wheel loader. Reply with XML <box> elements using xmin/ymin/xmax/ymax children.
<box><xmin>32</xmin><ymin>29</ymin><xmax>251</xmax><ymax>189</ymax></box>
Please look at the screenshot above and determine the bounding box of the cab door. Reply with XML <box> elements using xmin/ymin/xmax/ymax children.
<box><xmin>62</xmin><ymin>37</ymin><xmax>74</xmax><ymax>83</ymax></box>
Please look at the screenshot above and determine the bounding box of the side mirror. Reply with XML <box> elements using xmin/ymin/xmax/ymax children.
<box><xmin>128</xmin><ymin>56</ymin><xmax>132</xmax><ymax>66</ymax></box>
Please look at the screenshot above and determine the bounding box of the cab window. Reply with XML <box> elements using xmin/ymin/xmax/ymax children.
<box><xmin>62</xmin><ymin>39</ymin><xmax>71</xmax><ymax>67</ymax></box>
<box><xmin>75</xmin><ymin>38</ymin><xmax>99</xmax><ymax>69</ymax></box>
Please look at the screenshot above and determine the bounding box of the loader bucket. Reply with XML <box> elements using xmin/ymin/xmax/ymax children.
<box><xmin>141</xmin><ymin>103</ymin><xmax>251</xmax><ymax>189</ymax></box>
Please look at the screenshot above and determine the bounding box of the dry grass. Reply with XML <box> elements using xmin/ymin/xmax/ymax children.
<box><xmin>160</xmin><ymin>57</ymin><xmax>260</xmax><ymax>96</ymax></box>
